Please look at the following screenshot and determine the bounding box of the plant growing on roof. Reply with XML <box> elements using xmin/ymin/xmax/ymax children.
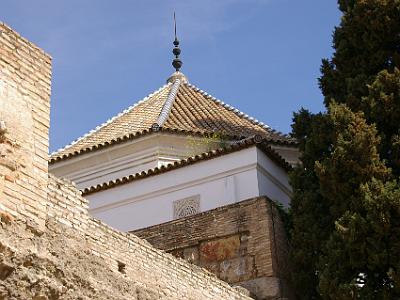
<box><xmin>186</xmin><ymin>132</ymin><xmax>228</xmax><ymax>157</ymax></box>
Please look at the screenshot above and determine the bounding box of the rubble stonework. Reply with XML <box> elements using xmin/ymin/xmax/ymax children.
<box><xmin>133</xmin><ymin>197</ymin><xmax>294</xmax><ymax>300</ymax></box>
<box><xmin>0</xmin><ymin>22</ymin><xmax>252</xmax><ymax>299</ymax></box>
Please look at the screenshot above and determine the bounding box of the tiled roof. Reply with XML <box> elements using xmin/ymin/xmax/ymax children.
<box><xmin>164</xmin><ymin>83</ymin><xmax>271</xmax><ymax>137</ymax></box>
<box><xmin>81</xmin><ymin>136</ymin><xmax>291</xmax><ymax>196</ymax></box>
<box><xmin>50</xmin><ymin>83</ymin><xmax>172</xmax><ymax>161</ymax></box>
<box><xmin>50</xmin><ymin>76</ymin><xmax>295</xmax><ymax>163</ymax></box>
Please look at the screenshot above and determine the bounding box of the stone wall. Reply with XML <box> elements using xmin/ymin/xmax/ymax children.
<box><xmin>133</xmin><ymin>197</ymin><xmax>294</xmax><ymax>300</ymax></box>
<box><xmin>0</xmin><ymin>22</ymin><xmax>52</xmax><ymax>230</ymax></box>
<box><xmin>0</xmin><ymin>22</ymin><xmax>252</xmax><ymax>300</ymax></box>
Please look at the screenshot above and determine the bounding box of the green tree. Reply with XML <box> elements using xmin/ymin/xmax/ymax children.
<box><xmin>290</xmin><ymin>110</ymin><xmax>334</xmax><ymax>299</ymax></box>
<box><xmin>320</xmin><ymin>0</ymin><xmax>400</xmax><ymax>172</ymax></box>
<box><xmin>316</xmin><ymin>104</ymin><xmax>400</xmax><ymax>299</ymax></box>
<box><xmin>290</xmin><ymin>1</ymin><xmax>400</xmax><ymax>299</ymax></box>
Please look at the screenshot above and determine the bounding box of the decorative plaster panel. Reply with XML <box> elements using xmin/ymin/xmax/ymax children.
<box><xmin>173</xmin><ymin>195</ymin><xmax>200</xmax><ymax>219</ymax></box>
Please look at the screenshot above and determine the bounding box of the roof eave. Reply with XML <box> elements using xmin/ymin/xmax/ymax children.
<box><xmin>80</xmin><ymin>136</ymin><xmax>292</xmax><ymax>196</ymax></box>
<box><xmin>49</xmin><ymin>127</ymin><xmax>297</xmax><ymax>164</ymax></box>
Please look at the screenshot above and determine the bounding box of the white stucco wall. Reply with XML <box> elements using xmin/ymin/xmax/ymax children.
<box><xmin>86</xmin><ymin>146</ymin><xmax>291</xmax><ymax>231</ymax></box>
<box><xmin>256</xmin><ymin>148</ymin><xmax>292</xmax><ymax>207</ymax></box>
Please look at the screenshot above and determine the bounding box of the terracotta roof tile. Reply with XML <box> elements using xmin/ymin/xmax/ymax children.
<box><xmin>164</xmin><ymin>83</ymin><xmax>276</xmax><ymax>138</ymax></box>
<box><xmin>50</xmin><ymin>78</ymin><xmax>295</xmax><ymax>162</ymax></box>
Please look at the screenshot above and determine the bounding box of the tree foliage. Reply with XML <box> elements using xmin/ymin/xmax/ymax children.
<box><xmin>320</xmin><ymin>0</ymin><xmax>400</xmax><ymax>171</ymax></box>
<box><xmin>290</xmin><ymin>1</ymin><xmax>400</xmax><ymax>299</ymax></box>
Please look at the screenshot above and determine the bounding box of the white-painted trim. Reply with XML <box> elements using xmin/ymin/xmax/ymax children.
<box><xmin>156</xmin><ymin>79</ymin><xmax>180</xmax><ymax>126</ymax></box>
<box><xmin>66</xmin><ymin>146</ymin><xmax>161</xmax><ymax>180</ymax></box>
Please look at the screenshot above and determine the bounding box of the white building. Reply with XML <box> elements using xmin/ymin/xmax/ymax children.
<box><xmin>50</xmin><ymin>65</ymin><xmax>298</xmax><ymax>231</ymax></box>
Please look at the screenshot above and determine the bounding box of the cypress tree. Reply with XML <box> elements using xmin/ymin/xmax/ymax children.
<box><xmin>290</xmin><ymin>1</ymin><xmax>400</xmax><ymax>298</ymax></box>
<box><xmin>290</xmin><ymin>110</ymin><xmax>334</xmax><ymax>299</ymax></box>
<box><xmin>320</xmin><ymin>0</ymin><xmax>400</xmax><ymax>172</ymax></box>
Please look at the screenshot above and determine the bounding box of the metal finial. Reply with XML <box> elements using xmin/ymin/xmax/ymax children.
<box><xmin>174</xmin><ymin>12</ymin><xmax>177</xmax><ymax>41</ymax></box>
<box><xmin>172</xmin><ymin>12</ymin><xmax>182</xmax><ymax>72</ymax></box>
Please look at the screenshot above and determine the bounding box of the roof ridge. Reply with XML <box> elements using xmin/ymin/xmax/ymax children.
<box><xmin>154</xmin><ymin>79</ymin><xmax>181</xmax><ymax>127</ymax></box>
<box><xmin>51</xmin><ymin>83</ymin><xmax>172</xmax><ymax>156</ymax></box>
<box><xmin>184</xmin><ymin>82</ymin><xmax>290</xmax><ymax>139</ymax></box>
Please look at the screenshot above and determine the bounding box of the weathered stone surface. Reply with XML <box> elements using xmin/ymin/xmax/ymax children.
<box><xmin>0</xmin><ymin>220</ymin><xmax>163</xmax><ymax>299</ymax></box>
<box><xmin>240</xmin><ymin>277</ymin><xmax>282</xmax><ymax>300</ymax></box>
<box><xmin>219</xmin><ymin>256</ymin><xmax>255</xmax><ymax>283</ymax></box>
<box><xmin>0</xmin><ymin>260</ymin><xmax>14</xmax><ymax>280</ymax></box>
<box><xmin>200</xmin><ymin>235</ymin><xmax>240</xmax><ymax>263</ymax></box>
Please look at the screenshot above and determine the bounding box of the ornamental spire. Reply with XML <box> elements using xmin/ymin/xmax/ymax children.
<box><xmin>172</xmin><ymin>12</ymin><xmax>182</xmax><ymax>72</ymax></box>
<box><xmin>167</xmin><ymin>13</ymin><xmax>188</xmax><ymax>83</ymax></box>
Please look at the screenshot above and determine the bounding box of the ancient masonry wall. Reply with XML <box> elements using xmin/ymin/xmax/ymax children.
<box><xmin>0</xmin><ymin>22</ymin><xmax>252</xmax><ymax>299</ymax></box>
<box><xmin>45</xmin><ymin>175</ymin><xmax>251</xmax><ymax>299</ymax></box>
<box><xmin>0</xmin><ymin>22</ymin><xmax>52</xmax><ymax>229</ymax></box>
<box><xmin>133</xmin><ymin>197</ymin><xmax>294</xmax><ymax>300</ymax></box>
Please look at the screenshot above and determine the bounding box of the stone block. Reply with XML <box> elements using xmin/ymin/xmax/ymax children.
<box><xmin>219</xmin><ymin>256</ymin><xmax>255</xmax><ymax>283</ymax></box>
<box><xmin>239</xmin><ymin>276</ymin><xmax>282</xmax><ymax>300</ymax></box>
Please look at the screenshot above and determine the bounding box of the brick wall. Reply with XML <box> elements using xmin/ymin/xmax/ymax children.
<box><xmin>0</xmin><ymin>22</ymin><xmax>52</xmax><ymax>229</ymax></box>
<box><xmin>133</xmin><ymin>197</ymin><xmax>294</xmax><ymax>299</ymax></box>
<box><xmin>0</xmin><ymin>22</ymin><xmax>252</xmax><ymax>299</ymax></box>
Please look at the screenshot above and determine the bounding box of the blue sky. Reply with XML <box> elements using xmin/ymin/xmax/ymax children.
<box><xmin>2</xmin><ymin>1</ymin><xmax>341</xmax><ymax>152</ymax></box>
